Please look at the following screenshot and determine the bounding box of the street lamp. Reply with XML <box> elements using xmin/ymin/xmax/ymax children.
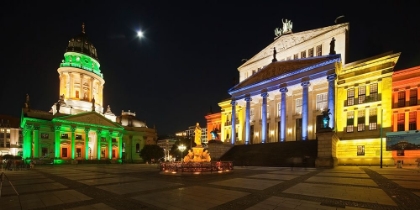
<box><xmin>178</xmin><ymin>144</ymin><xmax>186</xmax><ymax>162</ymax></box>
<box><xmin>137</xmin><ymin>30</ymin><xmax>144</xmax><ymax>38</ymax></box>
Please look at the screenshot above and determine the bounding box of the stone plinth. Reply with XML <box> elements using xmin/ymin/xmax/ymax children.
<box><xmin>315</xmin><ymin>129</ymin><xmax>339</xmax><ymax>168</ymax></box>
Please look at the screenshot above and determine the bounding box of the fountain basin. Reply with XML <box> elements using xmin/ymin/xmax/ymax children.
<box><xmin>159</xmin><ymin>161</ymin><xmax>233</xmax><ymax>175</ymax></box>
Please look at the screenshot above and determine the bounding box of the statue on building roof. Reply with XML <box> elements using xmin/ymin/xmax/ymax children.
<box><xmin>329</xmin><ymin>37</ymin><xmax>336</xmax><ymax>55</ymax></box>
<box><xmin>91</xmin><ymin>97</ymin><xmax>96</xmax><ymax>112</ymax></box>
<box><xmin>274</xmin><ymin>27</ymin><xmax>282</xmax><ymax>37</ymax></box>
<box><xmin>25</xmin><ymin>93</ymin><xmax>31</xmax><ymax>110</ymax></box>
<box><xmin>282</xmin><ymin>19</ymin><xmax>293</xmax><ymax>34</ymax></box>
<box><xmin>272</xmin><ymin>47</ymin><xmax>277</xmax><ymax>62</ymax></box>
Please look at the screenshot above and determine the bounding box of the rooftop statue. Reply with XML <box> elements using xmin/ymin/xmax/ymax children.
<box><xmin>282</xmin><ymin>18</ymin><xmax>293</xmax><ymax>34</ymax></box>
<box><xmin>274</xmin><ymin>19</ymin><xmax>293</xmax><ymax>38</ymax></box>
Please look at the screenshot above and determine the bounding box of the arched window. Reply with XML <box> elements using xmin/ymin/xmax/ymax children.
<box><xmin>136</xmin><ymin>143</ymin><xmax>140</xmax><ymax>153</ymax></box>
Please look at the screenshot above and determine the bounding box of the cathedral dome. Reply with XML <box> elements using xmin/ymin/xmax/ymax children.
<box><xmin>66</xmin><ymin>23</ymin><xmax>98</xmax><ymax>60</ymax></box>
<box><xmin>116</xmin><ymin>110</ymin><xmax>148</xmax><ymax>128</ymax></box>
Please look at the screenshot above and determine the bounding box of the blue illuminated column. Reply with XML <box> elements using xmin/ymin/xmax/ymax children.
<box><xmin>301</xmin><ymin>81</ymin><xmax>310</xmax><ymax>140</ymax></box>
<box><xmin>280</xmin><ymin>87</ymin><xmax>288</xmax><ymax>142</ymax></box>
<box><xmin>327</xmin><ymin>74</ymin><xmax>336</xmax><ymax>129</ymax></box>
<box><xmin>261</xmin><ymin>92</ymin><xmax>269</xmax><ymax>143</ymax></box>
<box><xmin>245</xmin><ymin>95</ymin><xmax>252</xmax><ymax>145</ymax></box>
<box><xmin>231</xmin><ymin>100</ymin><xmax>236</xmax><ymax>145</ymax></box>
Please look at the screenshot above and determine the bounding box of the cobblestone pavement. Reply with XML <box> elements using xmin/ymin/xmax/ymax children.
<box><xmin>0</xmin><ymin>164</ymin><xmax>419</xmax><ymax>210</ymax></box>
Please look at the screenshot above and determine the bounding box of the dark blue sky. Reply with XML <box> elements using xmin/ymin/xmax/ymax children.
<box><xmin>1</xmin><ymin>0</ymin><xmax>419</xmax><ymax>135</ymax></box>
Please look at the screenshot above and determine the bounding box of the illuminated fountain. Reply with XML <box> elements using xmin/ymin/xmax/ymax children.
<box><xmin>160</xmin><ymin>123</ymin><xmax>233</xmax><ymax>174</ymax></box>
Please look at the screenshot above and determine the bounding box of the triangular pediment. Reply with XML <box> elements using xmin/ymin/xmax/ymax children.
<box><xmin>230</xmin><ymin>55</ymin><xmax>340</xmax><ymax>93</ymax></box>
<box><xmin>239</xmin><ymin>23</ymin><xmax>348</xmax><ymax>69</ymax></box>
<box><xmin>52</xmin><ymin>111</ymin><xmax>123</xmax><ymax>129</ymax></box>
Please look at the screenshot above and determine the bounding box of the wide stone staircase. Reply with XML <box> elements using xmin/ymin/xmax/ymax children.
<box><xmin>218</xmin><ymin>140</ymin><xmax>318</xmax><ymax>167</ymax></box>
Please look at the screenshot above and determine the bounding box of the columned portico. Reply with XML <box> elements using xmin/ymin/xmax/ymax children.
<box><xmin>301</xmin><ymin>81</ymin><xmax>310</xmax><ymax>140</ymax></box>
<box><xmin>280</xmin><ymin>87</ymin><xmax>288</xmax><ymax>142</ymax></box>
<box><xmin>261</xmin><ymin>91</ymin><xmax>269</xmax><ymax>143</ymax></box>
<box><xmin>231</xmin><ymin>100</ymin><xmax>236</xmax><ymax>145</ymax></box>
<box><xmin>245</xmin><ymin>95</ymin><xmax>252</xmax><ymax>145</ymax></box>
<box><xmin>327</xmin><ymin>74</ymin><xmax>336</xmax><ymax>129</ymax></box>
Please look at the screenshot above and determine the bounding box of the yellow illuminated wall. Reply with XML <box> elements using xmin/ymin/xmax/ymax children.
<box><xmin>335</xmin><ymin>52</ymin><xmax>400</xmax><ymax>165</ymax></box>
<box><xmin>218</xmin><ymin>99</ymin><xmax>244</xmax><ymax>144</ymax></box>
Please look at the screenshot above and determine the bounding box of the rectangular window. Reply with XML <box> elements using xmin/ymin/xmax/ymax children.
<box><xmin>316</xmin><ymin>45</ymin><xmax>322</xmax><ymax>56</ymax></box>
<box><xmin>358</xmin><ymin>86</ymin><xmax>366</xmax><ymax>104</ymax></box>
<box><xmin>41</xmin><ymin>133</ymin><xmax>49</xmax><ymax>139</ymax></box>
<box><xmin>250</xmin><ymin>108</ymin><xmax>255</xmax><ymax>122</ymax></box>
<box><xmin>295</xmin><ymin>98</ymin><xmax>302</xmax><ymax>115</ymax></box>
<box><xmin>398</xmin><ymin>91</ymin><xmax>406</xmax><ymax>107</ymax></box>
<box><xmin>357</xmin><ymin>145</ymin><xmax>365</xmax><ymax>156</ymax></box>
<box><xmin>76</xmin><ymin>91</ymin><xmax>79</xmax><ymax>98</ymax></box>
<box><xmin>347</xmin><ymin>88</ymin><xmax>355</xmax><ymax>106</ymax></box>
<box><xmin>346</xmin><ymin>111</ymin><xmax>354</xmax><ymax>132</ymax></box>
<box><xmin>369</xmin><ymin>108</ymin><xmax>377</xmax><ymax>130</ymax></box>
<box><xmin>409</xmin><ymin>111</ymin><xmax>416</xmax><ymax>130</ymax></box>
<box><xmin>62</xmin><ymin>148</ymin><xmax>67</xmax><ymax>157</ymax></box>
<box><xmin>76</xmin><ymin>148</ymin><xmax>82</xmax><ymax>157</ymax></box>
<box><xmin>112</xmin><ymin>149</ymin><xmax>116</xmax><ymax>158</ymax></box>
<box><xmin>308</xmin><ymin>48</ymin><xmax>314</xmax><ymax>57</ymax></box>
<box><xmin>410</xmin><ymin>89</ymin><xmax>417</xmax><ymax>106</ymax></box>
<box><xmin>293</xmin><ymin>53</ymin><xmax>298</xmax><ymax>60</ymax></box>
<box><xmin>397</xmin><ymin>113</ymin><xmax>405</xmax><ymax>131</ymax></box>
<box><xmin>369</xmin><ymin>83</ymin><xmax>378</xmax><ymax>101</ymax></box>
<box><xmin>76</xmin><ymin>134</ymin><xmax>82</xmax><ymax>140</ymax></box>
<box><xmin>358</xmin><ymin>110</ymin><xmax>365</xmax><ymax>131</ymax></box>
<box><xmin>277</xmin><ymin>102</ymin><xmax>281</xmax><ymax>117</ymax></box>
<box><xmin>61</xmin><ymin>133</ymin><xmax>69</xmax><ymax>139</ymax></box>
<box><xmin>316</xmin><ymin>93</ymin><xmax>328</xmax><ymax>111</ymax></box>
<box><xmin>301</xmin><ymin>51</ymin><xmax>306</xmax><ymax>58</ymax></box>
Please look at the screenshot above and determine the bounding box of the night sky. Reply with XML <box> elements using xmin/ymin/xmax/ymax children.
<box><xmin>1</xmin><ymin>1</ymin><xmax>419</xmax><ymax>135</ymax></box>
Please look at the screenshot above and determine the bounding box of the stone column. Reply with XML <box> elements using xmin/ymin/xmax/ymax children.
<box><xmin>280</xmin><ymin>87</ymin><xmax>288</xmax><ymax>142</ymax></box>
<box><xmin>33</xmin><ymin>126</ymin><xmax>40</xmax><ymax>158</ymax></box>
<box><xmin>71</xmin><ymin>126</ymin><xmax>76</xmax><ymax>159</ymax></box>
<box><xmin>54</xmin><ymin>126</ymin><xmax>61</xmax><ymax>159</ymax></box>
<box><xmin>107</xmin><ymin>131</ymin><xmax>112</xmax><ymax>159</ymax></box>
<box><xmin>231</xmin><ymin>100</ymin><xmax>236</xmax><ymax>145</ymax></box>
<box><xmin>84</xmin><ymin>128</ymin><xmax>90</xmax><ymax>160</ymax></box>
<box><xmin>118</xmin><ymin>133</ymin><xmax>123</xmax><ymax>160</ymax></box>
<box><xmin>69</xmin><ymin>73</ymin><xmax>74</xmax><ymax>98</ymax></box>
<box><xmin>301</xmin><ymin>81</ymin><xmax>310</xmax><ymax>140</ymax></box>
<box><xmin>327</xmin><ymin>74</ymin><xmax>336</xmax><ymax>129</ymax></box>
<box><xmin>23</xmin><ymin>125</ymin><xmax>32</xmax><ymax>159</ymax></box>
<box><xmin>245</xmin><ymin>96</ymin><xmax>252</xmax><ymax>145</ymax></box>
<box><xmin>80</xmin><ymin>74</ymin><xmax>84</xmax><ymax>100</ymax></box>
<box><xmin>261</xmin><ymin>92</ymin><xmax>269</xmax><ymax>143</ymax></box>
<box><xmin>96</xmin><ymin>129</ymin><xmax>101</xmax><ymax>160</ymax></box>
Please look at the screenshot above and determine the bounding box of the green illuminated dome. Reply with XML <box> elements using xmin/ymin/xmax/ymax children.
<box><xmin>66</xmin><ymin>23</ymin><xmax>98</xmax><ymax>60</ymax></box>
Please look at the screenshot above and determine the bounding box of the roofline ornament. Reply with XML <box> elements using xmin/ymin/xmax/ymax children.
<box><xmin>274</xmin><ymin>19</ymin><xmax>293</xmax><ymax>38</ymax></box>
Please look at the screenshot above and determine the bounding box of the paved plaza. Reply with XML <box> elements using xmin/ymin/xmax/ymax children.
<box><xmin>1</xmin><ymin>164</ymin><xmax>420</xmax><ymax>210</ymax></box>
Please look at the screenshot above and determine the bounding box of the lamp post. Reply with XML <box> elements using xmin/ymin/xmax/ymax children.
<box><xmin>178</xmin><ymin>144</ymin><xmax>186</xmax><ymax>162</ymax></box>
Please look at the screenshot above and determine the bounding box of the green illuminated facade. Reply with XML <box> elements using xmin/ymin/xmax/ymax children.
<box><xmin>20</xmin><ymin>24</ymin><xmax>157</xmax><ymax>164</ymax></box>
